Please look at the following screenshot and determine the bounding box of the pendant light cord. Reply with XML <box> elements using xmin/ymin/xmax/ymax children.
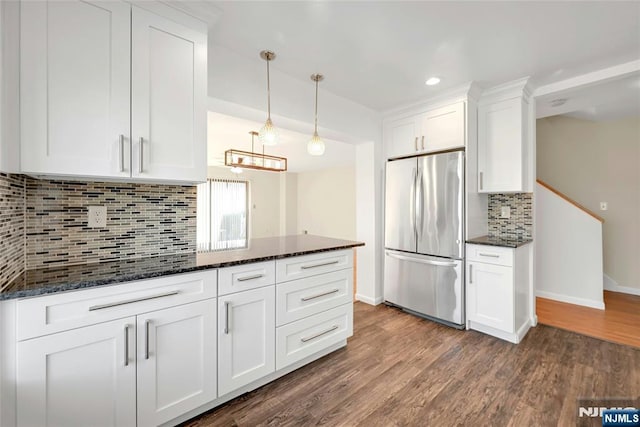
<box><xmin>314</xmin><ymin>78</ymin><xmax>319</xmax><ymax>134</ymax></box>
<box><xmin>266</xmin><ymin>57</ymin><xmax>271</xmax><ymax>120</ymax></box>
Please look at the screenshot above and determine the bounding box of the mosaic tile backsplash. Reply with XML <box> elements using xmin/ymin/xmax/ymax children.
<box><xmin>488</xmin><ymin>193</ymin><xmax>533</xmax><ymax>240</ymax></box>
<box><xmin>25</xmin><ymin>179</ymin><xmax>197</xmax><ymax>269</ymax></box>
<box><xmin>0</xmin><ymin>174</ymin><xmax>26</xmax><ymax>288</ymax></box>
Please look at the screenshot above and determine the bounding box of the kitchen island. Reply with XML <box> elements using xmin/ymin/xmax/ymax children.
<box><xmin>0</xmin><ymin>235</ymin><xmax>363</xmax><ymax>427</ymax></box>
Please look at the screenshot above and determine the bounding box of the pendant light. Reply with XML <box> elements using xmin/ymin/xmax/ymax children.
<box><xmin>308</xmin><ymin>73</ymin><xmax>325</xmax><ymax>156</ymax></box>
<box><xmin>258</xmin><ymin>50</ymin><xmax>278</xmax><ymax>146</ymax></box>
<box><xmin>225</xmin><ymin>131</ymin><xmax>287</xmax><ymax>172</ymax></box>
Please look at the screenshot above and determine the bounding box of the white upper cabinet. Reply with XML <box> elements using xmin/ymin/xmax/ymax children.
<box><xmin>384</xmin><ymin>101</ymin><xmax>466</xmax><ymax>159</ymax></box>
<box><xmin>131</xmin><ymin>6</ymin><xmax>207</xmax><ymax>183</ymax></box>
<box><xmin>19</xmin><ymin>1</ymin><xmax>207</xmax><ymax>183</ymax></box>
<box><xmin>384</xmin><ymin>116</ymin><xmax>419</xmax><ymax>159</ymax></box>
<box><xmin>419</xmin><ymin>101</ymin><xmax>465</xmax><ymax>153</ymax></box>
<box><xmin>20</xmin><ymin>1</ymin><xmax>131</xmax><ymax>178</ymax></box>
<box><xmin>477</xmin><ymin>79</ymin><xmax>532</xmax><ymax>193</ymax></box>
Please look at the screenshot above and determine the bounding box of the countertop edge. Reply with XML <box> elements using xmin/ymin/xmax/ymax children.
<box><xmin>465</xmin><ymin>237</ymin><xmax>533</xmax><ymax>249</ymax></box>
<box><xmin>0</xmin><ymin>242</ymin><xmax>365</xmax><ymax>301</ymax></box>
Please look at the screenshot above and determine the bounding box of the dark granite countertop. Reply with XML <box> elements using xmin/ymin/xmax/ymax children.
<box><xmin>466</xmin><ymin>235</ymin><xmax>533</xmax><ymax>249</ymax></box>
<box><xmin>0</xmin><ymin>235</ymin><xmax>364</xmax><ymax>301</ymax></box>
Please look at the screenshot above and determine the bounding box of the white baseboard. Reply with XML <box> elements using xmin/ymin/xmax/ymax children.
<box><xmin>355</xmin><ymin>293</ymin><xmax>383</xmax><ymax>306</ymax></box>
<box><xmin>536</xmin><ymin>290</ymin><xmax>605</xmax><ymax>310</ymax></box>
<box><xmin>603</xmin><ymin>274</ymin><xmax>640</xmax><ymax>296</ymax></box>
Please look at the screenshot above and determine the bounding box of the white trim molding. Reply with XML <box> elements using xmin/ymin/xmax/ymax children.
<box><xmin>536</xmin><ymin>290</ymin><xmax>605</xmax><ymax>310</ymax></box>
<box><xmin>603</xmin><ymin>274</ymin><xmax>640</xmax><ymax>297</ymax></box>
<box><xmin>355</xmin><ymin>293</ymin><xmax>383</xmax><ymax>306</ymax></box>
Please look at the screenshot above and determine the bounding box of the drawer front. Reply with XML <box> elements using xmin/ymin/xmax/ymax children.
<box><xmin>276</xmin><ymin>269</ymin><xmax>353</xmax><ymax>326</ymax></box>
<box><xmin>16</xmin><ymin>270</ymin><xmax>217</xmax><ymax>341</ymax></box>
<box><xmin>276</xmin><ymin>302</ymin><xmax>353</xmax><ymax>370</ymax></box>
<box><xmin>218</xmin><ymin>261</ymin><xmax>276</xmax><ymax>296</ymax></box>
<box><xmin>276</xmin><ymin>250</ymin><xmax>353</xmax><ymax>283</ymax></box>
<box><xmin>466</xmin><ymin>244</ymin><xmax>513</xmax><ymax>267</ymax></box>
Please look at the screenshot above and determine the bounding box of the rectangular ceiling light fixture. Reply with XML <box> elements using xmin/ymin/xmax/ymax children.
<box><xmin>224</xmin><ymin>149</ymin><xmax>288</xmax><ymax>172</ymax></box>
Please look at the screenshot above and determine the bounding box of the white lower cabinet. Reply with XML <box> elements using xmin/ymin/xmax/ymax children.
<box><xmin>466</xmin><ymin>243</ymin><xmax>532</xmax><ymax>343</ymax></box>
<box><xmin>17</xmin><ymin>317</ymin><xmax>137</xmax><ymax>427</ymax></box>
<box><xmin>137</xmin><ymin>299</ymin><xmax>217</xmax><ymax>427</ymax></box>
<box><xmin>467</xmin><ymin>262</ymin><xmax>513</xmax><ymax>332</ymax></box>
<box><xmin>217</xmin><ymin>286</ymin><xmax>275</xmax><ymax>397</ymax></box>
<box><xmin>276</xmin><ymin>303</ymin><xmax>353</xmax><ymax>370</ymax></box>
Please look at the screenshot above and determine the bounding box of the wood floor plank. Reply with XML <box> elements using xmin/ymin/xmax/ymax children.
<box><xmin>536</xmin><ymin>291</ymin><xmax>640</xmax><ymax>348</ymax></box>
<box><xmin>181</xmin><ymin>303</ymin><xmax>640</xmax><ymax>427</ymax></box>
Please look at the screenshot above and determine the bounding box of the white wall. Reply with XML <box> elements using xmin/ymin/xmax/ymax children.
<box><xmin>295</xmin><ymin>166</ymin><xmax>356</xmax><ymax>240</ymax></box>
<box><xmin>535</xmin><ymin>183</ymin><xmax>604</xmax><ymax>309</ymax></box>
<box><xmin>537</xmin><ymin>115</ymin><xmax>640</xmax><ymax>293</ymax></box>
<box><xmin>207</xmin><ymin>166</ymin><xmax>281</xmax><ymax>239</ymax></box>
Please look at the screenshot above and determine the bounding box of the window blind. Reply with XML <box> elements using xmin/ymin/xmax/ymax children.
<box><xmin>197</xmin><ymin>178</ymin><xmax>248</xmax><ymax>252</ymax></box>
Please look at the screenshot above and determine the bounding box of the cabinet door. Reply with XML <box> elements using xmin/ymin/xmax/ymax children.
<box><xmin>218</xmin><ymin>286</ymin><xmax>275</xmax><ymax>396</ymax></box>
<box><xmin>467</xmin><ymin>262</ymin><xmax>514</xmax><ymax>333</ymax></box>
<box><xmin>137</xmin><ymin>299</ymin><xmax>217</xmax><ymax>427</ymax></box>
<box><xmin>20</xmin><ymin>0</ymin><xmax>131</xmax><ymax>178</ymax></box>
<box><xmin>131</xmin><ymin>6</ymin><xmax>207</xmax><ymax>183</ymax></box>
<box><xmin>17</xmin><ymin>317</ymin><xmax>136</xmax><ymax>427</ymax></box>
<box><xmin>419</xmin><ymin>101</ymin><xmax>465</xmax><ymax>152</ymax></box>
<box><xmin>477</xmin><ymin>97</ymin><xmax>524</xmax><ymax>192</ymax></box>
<box><xmin>385</xmin><ymin>116</ymin><xmax>418</xmax><ymax>159</ymax></box>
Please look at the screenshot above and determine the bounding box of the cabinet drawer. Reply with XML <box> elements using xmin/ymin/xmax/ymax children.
<box><xmin>16</xmin><ymin>270</ymin><xmax>217</xmax><ymax>341</ymax></box>
<box><xmin>276</xmin><ymin>302</ymin><xmax>352</xmax><ymax>370</ymax></box>
<box><xmin>218</xmin><ymin>261</ymin><xmax>276</xmax><ymax>296</ymax></box>
<box><xmin>276</xmin><ymin>269</ymin><xmax>353</xmax><ymax>326</ymax></box>
<box><xmin>466</xmin><ymin>244</ymin><xmax>513</xmax><ymax>267</ymax></box>
<box><xmin>276</xmin><ymin>250</ymin><xmax>353</xmax><ymax>283</ymax></box>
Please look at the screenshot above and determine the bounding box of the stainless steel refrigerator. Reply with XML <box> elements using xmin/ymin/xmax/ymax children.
<box><xmin>384</xmin><ymin>150</ymin><xmax>464</xmax><ymax>328</ymax></box>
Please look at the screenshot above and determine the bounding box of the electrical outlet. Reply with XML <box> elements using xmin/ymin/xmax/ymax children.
<box><xmin>600</xmin><ymin>202</ymin><xmax>608</xmax><ymax>211</ymax></box>
<box><xmin>501</xmin><ymin>206</ymin><xmax>511</xmax><ymax>219</ymax></box>
<box><xmin>88</xmin><ymin>206</ymin><xmax>107</xmax><ymax>228</ymax></box>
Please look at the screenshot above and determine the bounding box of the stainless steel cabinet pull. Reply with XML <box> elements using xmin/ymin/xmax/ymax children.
<box><xmin>237</xmin><ymin>274</ymin><xmax>265</xmax><ymax>282</ymax></box>
<box><xmin>300</xmin><ymin>260</ymin><xmax>339</xmax><ymax>270</ymax></box>
<box><xmin>301</xmin><ymin>288</ymin><xmax>339</xmax><ymax>302</ymax></box>
<box><xmin>479</xmin><ymin>172</ymin><xmax>484</xmax><ymax>190</ymax></box>
<box><xmin>414</xmin><ymin>137</ymin><xmax>418</xmax><ymax>151</ymax></box>
<box><xmin>421</xmin><ymin>135</ymin><xmax>425</xmax><ymax>150</ymax></box>
<box><xmin>469</xmin><ymin>265</ymin><xmax>473</xmax><ymax>284</ymax></box>
<box><xmin>479</xmin><ymin>253</ymin><xmax>500</xmax><ymax>258</ymax></box>
<box><xmin>145</xmin><ymin>320</ymin><xmax>151</xmax><ymax>360</ymax></box>
<box><xmin>119</xmin><ymin>135</ymin><xmax>125</xmax><ymax>172</ymax></box>
<box><xmin>124</xmin><ymin>324</ymin><xmax>130</xmax><ymax>366</ymax></box>
<box><xmin>224</xmin><ymin>301</ymin><xmax>231</xmax><ymax>334</ymax></box>
<box><xmin>139</xmin><ymin>137</ymin><xmax>144</xmax><ymax>173</ymax></box>
<box><xmin>301</xmin><ymin>325</ymin><xmax>339</xmax><ymax>343</ymax></box>
<box><xmin>88</xmin><ymin>290</ymin><xmax>179</xmax><ymax>311</ymax></box>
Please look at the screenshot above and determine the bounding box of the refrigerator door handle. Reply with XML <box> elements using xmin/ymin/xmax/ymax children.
<box><xmin>416</xmin><ymin>166</ymin><xmax>424</xmax><ymax>239</ymax></box>
<box><xmin>410</xmin><ymin>167</ymin><xmax>417</xmax><ymax>238</ymax></box>
<box><xmin>385</xmin><ymin>251</ymin><xmax>457</xmax><ymax>267</ymax></box>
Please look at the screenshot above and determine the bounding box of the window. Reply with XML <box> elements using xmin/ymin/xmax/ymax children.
<box><xmin>197</xmin><ymin>179</ymin><xmax>248</xmax><ymax>251</ymax></box>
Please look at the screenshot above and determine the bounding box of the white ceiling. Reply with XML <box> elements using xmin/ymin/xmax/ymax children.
<box><xmin>202</xmin><ymin>1</ymin><xmax>640</xmax><ymax>111</ymax></box>
<box><xmin>536</xmin><ymin>73</ymin><xmax>640</xmax><ymax>121</ymax></box>
<box><xmin>207</xmin><ymin>112</ymin><xmax>355</xmax><ymax>173</ymax></box>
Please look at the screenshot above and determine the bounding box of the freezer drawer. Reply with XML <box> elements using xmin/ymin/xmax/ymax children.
<box><xmin>384</xmin><ymin>250</ymin><xmax>463</xmax><ymax>326</ymax></box>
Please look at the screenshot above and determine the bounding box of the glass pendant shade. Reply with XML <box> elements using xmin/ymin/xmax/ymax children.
<box><xmin>259</xmin><ymin>118</ymin><xmax>278</xmax><ymax>146</ymax></box>
<box><xmin>307</xmin><ymin>132</ymin><xmax>325</xmax><ymax>156</ymax></box>
<box><xmin>230</xmin><ymin>166</ymin><xmax>243</xmax><ymax>174</ymax></box>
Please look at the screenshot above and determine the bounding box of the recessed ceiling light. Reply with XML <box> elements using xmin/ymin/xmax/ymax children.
<box><xmin>425</xmin><ymin>77</ymin><xmax>441</xmax><ymax>86</ymax></box>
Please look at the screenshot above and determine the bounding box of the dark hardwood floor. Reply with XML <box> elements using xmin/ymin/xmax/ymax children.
<box><xmin>182</xmin><ymin>302</ymin><xmax>640</xmax><ymax>427</ymax></box>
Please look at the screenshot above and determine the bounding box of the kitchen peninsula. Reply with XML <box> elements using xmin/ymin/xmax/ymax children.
<box><xmin>0</xmin><ymin>235</ymin><xmax>363</xmax><ymax>427</ymax></box>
